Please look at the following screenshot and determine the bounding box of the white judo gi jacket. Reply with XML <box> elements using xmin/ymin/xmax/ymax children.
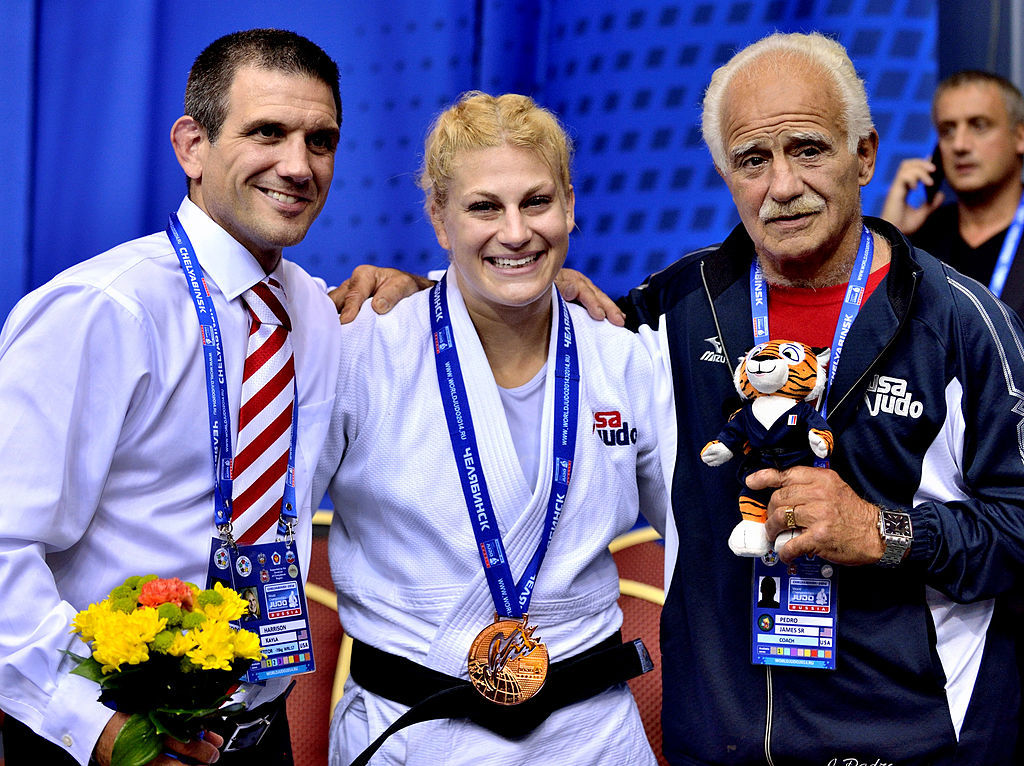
<box><xmin>315</xmin><ymin>272</ymin><xmax>669</xmax><ymax>765</ymax></box>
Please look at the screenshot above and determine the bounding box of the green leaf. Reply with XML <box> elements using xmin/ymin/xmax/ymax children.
<box><xmin>68</xmin><ymin>656</ymin><xmax>106</xmax><ymax>683</ymax></box>
<box><xmin>60</xmin><ymin>649</ymin><xmax>90</xmax><ymax>663</ymax></box>
<box><xmin>110</xmin><ymin>713</ymin><xmax>161</xmax><ymax>766</ymax></box>
<box><xmin>150</xmin><ymin>710</ymin><xmax>202</xmax><ymax>742</ymax></box>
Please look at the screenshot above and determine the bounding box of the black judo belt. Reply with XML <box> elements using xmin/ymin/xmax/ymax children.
<box><xmin>346</xmin><ymin>631</ymin><xmax>654</xmax><ymax>766</ymax></box>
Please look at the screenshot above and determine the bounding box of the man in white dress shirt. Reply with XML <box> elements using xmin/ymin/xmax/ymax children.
<box><xmin>0</xmin><ymin>29</ymin><xmax>342</xmax><ymax>766</ymax></box>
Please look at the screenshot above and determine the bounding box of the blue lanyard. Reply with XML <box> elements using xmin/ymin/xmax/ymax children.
<box><xmin>749</xmin><ymin>225</ymin><xmax>874</xmax><ymax>418</ymax></box>
<box><xmin>430</xmin><ymin>275</ymin><xmax>580</xmax><ymax>618</ymax></box>
<box><xmin>168</xmin><ymin>213</ymin><xmax>299</xmax><ymax>537</ymax></box>
<box><xmin>988</xmin><ymin>192</ymin><xmax>1024</xmax><ymax>299</ymax></box>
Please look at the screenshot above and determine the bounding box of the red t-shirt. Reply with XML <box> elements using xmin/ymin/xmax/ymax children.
<box><xmin>766</xmin><ymin>265</ymin><xmax>890</xmax><ymax>349</ymax></box>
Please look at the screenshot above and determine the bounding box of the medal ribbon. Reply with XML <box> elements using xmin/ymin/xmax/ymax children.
<box><xmin>430</xmin><ymin>274</ymin><xmax>580</xmax><ymax>618</ymax></box>
<box><xmin>168</xmin><ymin>213</ymin><xmax>299</xmax><ymax>536</ymax></box>
<box><xmin>987</xmin><ymin>192</ymin><xmax>1024</xmax><ymax>299</ymax></box>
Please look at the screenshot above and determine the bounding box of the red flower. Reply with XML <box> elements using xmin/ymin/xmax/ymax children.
<box><xmin>138</xmin><ymin>577</ymin><xmax>195</xmax><ymax>610</ymax></box>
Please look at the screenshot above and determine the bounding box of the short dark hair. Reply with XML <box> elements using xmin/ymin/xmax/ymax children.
<box><xmin>933</xmin><ymin>70</ymin><xmax>1024</xmax><ymax>127</ymax></box>
<box><xmin>185</xmin><ymin>29</ymin><xmax>341</xmax><ymax>143</ymax></box>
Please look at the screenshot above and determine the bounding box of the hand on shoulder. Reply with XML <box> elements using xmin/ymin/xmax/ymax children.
<box><xmin>330</xmin><ymin>265</ymin><xmax>434</xmax><ymax>324</ymax></box>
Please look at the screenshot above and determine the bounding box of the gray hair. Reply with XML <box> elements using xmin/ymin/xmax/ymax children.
<box><xmin>701</xmin><ymin>32</ymin><xmax>874</xmax><ymax>171</ymax></box>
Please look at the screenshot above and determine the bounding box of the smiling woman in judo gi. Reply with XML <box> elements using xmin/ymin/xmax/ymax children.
<box><xmin>314</xmin><ymin>91</ymin><xmax>669</xmax><ymax>765</ymax></box>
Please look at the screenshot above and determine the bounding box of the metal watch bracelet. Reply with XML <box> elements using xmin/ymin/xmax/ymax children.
<box><xmin>877</xmin><ymin>506</ymin><xmax>912</xmax><ymax>567</ymax></box>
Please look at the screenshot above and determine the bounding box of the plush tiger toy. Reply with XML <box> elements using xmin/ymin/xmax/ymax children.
<box><xmin>701</xmin><ymin>340</ymin><xmax>833</xmax><ymax>557</ymax></box>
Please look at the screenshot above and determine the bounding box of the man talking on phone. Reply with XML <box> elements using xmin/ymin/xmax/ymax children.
<box><xmin>881</xmin><ymin>70</ymin><xmax>1024</xmax><ymax>313</ymax></box>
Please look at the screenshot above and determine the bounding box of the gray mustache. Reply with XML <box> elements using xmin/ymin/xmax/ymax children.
<box><xmin>759</xmin><ymin>192</ymin><xmax>826</xmax><ymax>222</ymax></box>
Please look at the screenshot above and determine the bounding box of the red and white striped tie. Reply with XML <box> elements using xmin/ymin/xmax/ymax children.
<box><xmin>231</xmin><ymin>276</ymin><xmax>295</xmax><ymax>544</ymax></box>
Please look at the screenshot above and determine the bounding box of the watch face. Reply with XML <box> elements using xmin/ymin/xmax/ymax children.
<box><xmin>883</xmin><ymin>512</ymin><xmax>912</xmax><ymax>538</ymax></box>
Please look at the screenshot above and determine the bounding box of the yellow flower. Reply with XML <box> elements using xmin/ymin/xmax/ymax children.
<box><xmin>84</xmin><ymin>606</ymin><xmax>167</xmax><ymax>674</ymax></box>
<box><xmin>91</xmin><ymin>611</ymin><xmax>148</xmax><ymax>674</ymax></box>
<box><xmin>198</xmin><ymin>582</ymin><xmax>247</xmax><ymax>622</ymax></box>
<box><xmin>187</xmin><ymin>620</ymin><xmax>235</xmax><ymax>671</ymax></box>
<box><xmin>165</xmin><ymin>631</ymin><xmax>198</xmax><ymax>658</ymax></box>
<box><xmin>128</xmin><ymin>606</ymin><xmax>167</xmax><ymax>643</ymax></box>
<box><xmin>93</xmin><ymin>637</ymin><xmax>148</xmax><ymax>674</ymax></box>
<box><xmin>232</xmin><ymin>628</ymin><xmax>263</xmax><ymax>661</ymax></box>
<box><xmin>71</xmin><ymin>600</ymin><xmax>114</xmax><ymax>643</ymax></box>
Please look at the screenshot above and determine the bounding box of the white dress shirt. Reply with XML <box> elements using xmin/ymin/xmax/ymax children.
<box><xmin>0</xmin><ymin>198</ymin><xmax>340</xmax><ymax>764</ymax></box>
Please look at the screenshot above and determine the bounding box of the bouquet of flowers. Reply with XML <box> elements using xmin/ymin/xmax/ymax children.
<box><xmin>66</xmin><ymin>575</ymin><xmax>263</xmax><ymax>766</ymax></box>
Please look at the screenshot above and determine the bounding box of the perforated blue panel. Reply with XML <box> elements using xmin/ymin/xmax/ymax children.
<box><xmin>9</xmin><ymin>1</ymin><xmax>937</xmax><ymax>314</ymax></box>
<box><xmin>538</xmin><ymin>0</ymin><xmax>937</xmax><ymax>297</ymax></box>
<box><xmin>311</xmin><ymin>0</ymin><xmax>937</xmax><ymax>298</ymax></box>
<box><xmin>291</xmin><ymin>2</ymin><xmax>478</xmax><ymax>279</ymax></box>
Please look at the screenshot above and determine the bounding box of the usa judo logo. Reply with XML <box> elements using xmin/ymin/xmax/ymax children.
<box><xmin>593</xmin><ymin>411</ymin><xmax>637</xmax><ymax>446</ymax></box>
<box><xmin>864</xmin><ymin>375</ymin><xmax>923</xmax><ymax>419</ymax></box>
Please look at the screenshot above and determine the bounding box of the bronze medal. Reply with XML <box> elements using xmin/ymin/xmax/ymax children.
<box><xmin>468</xmin><ymin>614</ymin><xmax>549</xmax><ymax>705</ymax></box>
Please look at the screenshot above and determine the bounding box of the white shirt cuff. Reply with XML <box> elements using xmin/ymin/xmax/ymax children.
<box><xmin>39</xmin><ymin>670</ymin><xmax>115</xmax><ymax>766</ymax></box>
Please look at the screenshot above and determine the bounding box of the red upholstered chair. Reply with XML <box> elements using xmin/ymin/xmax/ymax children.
<box><xmin>611</xmin><ymin>527</ymin><xmax>667</xmax><ymax>766</ymax></box>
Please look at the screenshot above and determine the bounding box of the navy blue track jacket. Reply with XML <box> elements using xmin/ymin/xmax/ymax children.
<box><xmin>625</xmin><ymin>218</ymin><xmax>1024</xmax><ymax>765</ymax></box>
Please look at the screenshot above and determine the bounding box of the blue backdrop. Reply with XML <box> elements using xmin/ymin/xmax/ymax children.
<box><xmin>3</xmin><ymin>0</ymin><xmax>940</xmax><ymax>319</ymax></box>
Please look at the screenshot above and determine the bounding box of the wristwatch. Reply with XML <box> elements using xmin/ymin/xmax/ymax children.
<box><xmin>877</xmin><ymin>506</ymin><xmax>913</xmax><ymax>566</ymax></box>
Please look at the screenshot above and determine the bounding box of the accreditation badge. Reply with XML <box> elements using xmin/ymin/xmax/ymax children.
<box><xmin>207</xmin><ymin>538</ymin><xmax>315</xmax><ymax>683</ymax></box>
<box><xmin>751</xmin><ymin>554</ymin><xmax>836</xmax><ymax>670</ymax></box>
